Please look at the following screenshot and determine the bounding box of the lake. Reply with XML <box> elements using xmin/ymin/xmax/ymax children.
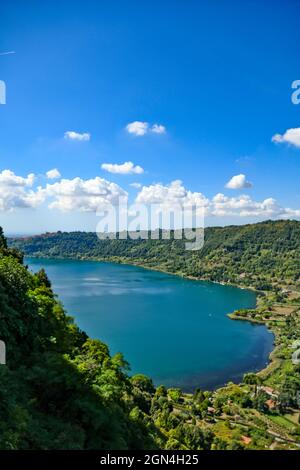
<box><xmin>27</xmin><ymin>258</ymin><xmax>274</xmax><ymax>391</ymax></box>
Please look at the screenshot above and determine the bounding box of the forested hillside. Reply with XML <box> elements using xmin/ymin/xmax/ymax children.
<box><xmin>0</xmin><ymin>227</ymin><xmax>221</xmax><ymax>450</ymax></box>
<box><xmin>10</xmin><ymin>220</ymin><xmax>300</xmax><ymax>291</ymax></box>
<box><xmin>2</xmin><ymin>224</ymin><xmax>300</xmax><ymax>449</ymax></box>
<box><xmin>0</xmin><ymin>227</ymin><xmax>161</xmax><ymax>449</ymax></box>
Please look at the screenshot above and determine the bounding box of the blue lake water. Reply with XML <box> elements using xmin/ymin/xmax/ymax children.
<box><xmin>26</xmin><ymin>258</ymin><xmax>274</xmax><ymax>391</ymax></box>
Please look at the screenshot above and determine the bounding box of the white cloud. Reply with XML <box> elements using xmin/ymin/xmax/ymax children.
<box><xmin>126</xmin><ymin>121</ymin><xmax>166</xmax><ymax>136</ymax></box>
<box><xmin>126</xmin><ymin>121</ymin><xmax>149</xmax><ymax>136</ymax></box>
<box><xmin>136</xmin><ymin>180</ymin><xmax>209</xmax><ymax>210</ymax></box>
<box><xmin>135</xmin><ymin>180</ymin><xmax>300</xmax><ymax>219</ymax></box>
<box><xmin>46</xmin><ymin>168</ymin><xmax>61</xmax><ymax>180</ymax></box>
<box><xmin>211</xmin><ymin>193</ymin><xmax>300</xmax><ymax>218</ymax></box>
<box><xmin>101</xmin><ymin>161</ymin><xmax>144</xmax><ymax>175</ymax></box>
<box><xmin>45</xmin><ymin>176</ymin><xmax>127</xmax><ymax>212</ymax></box>
<box><xmin>64</xmin><ymin>131</ymin><xmax>91</xmax><ymax>141</ymax></box>
<box><xmin>1</xmin><ymin>170</ymin><xmax>299</xmax><ymax>221</ymax></box>
<box><xmin>130</xmin><ymin>182</ymin><xmax>142</xmax><ymax>189</ymax></box>
<box><xmin>225</xmin><ymin>174</ymin><xmax>253</xmax><ymax>189</ymax></box>
<box><xmin>272</xmin><ymin>127</ymin><xmax>300</xmax><ymax>148</ymax></box>
<box><xmin>0</xmin><ymin>170</ymin><xmax>44</xmax><ymax>211</ymax></box>
<box><xmin>151</xmin><ymin>124</ymin><xmax>166</xmax><ymax>134</ymax></box>
<box><xmin>0</xmin><ymin>169</ymin><xmax>35</xmax><ymax>187</ymax></box>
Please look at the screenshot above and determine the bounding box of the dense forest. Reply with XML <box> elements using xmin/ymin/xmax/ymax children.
<box><xmin>2</xmin><ymin>222</ymin><xmax>300</xmax><ymax>449</ymax></box>
<box><xmin>10</xmin><ymin>220</ymin><xmax>300</xmax><ymax>291</ymax></box>
<box><xmin>0</xmin><ymin>227</ymin><xmax>163</xmax><ymax>449</ymax></box>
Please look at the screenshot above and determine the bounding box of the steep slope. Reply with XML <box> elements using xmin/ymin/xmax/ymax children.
<box><xmin>0</xmin><ymin>228</ymin><xmax>160</xmax><ymax>449</ymax></box>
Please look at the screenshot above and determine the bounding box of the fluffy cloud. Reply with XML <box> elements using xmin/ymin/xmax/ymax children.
<box><xmin>272</xmin><ymin>127</ymin><xmax>300</xmax><ymax>148</ymax></box>
<box><xmin>135</xmin><ymin>180</ymin><xmax>300</xmax><ymax>219</ymax></box>
<box><xmin>126</xmin><ymin>121</ymin><xmax>166</xmax><ymax>136</ymax></box>
<box><xmin>130</xmin><ymin>182</ymin><xmax>142</xmax><ymax>189</ymax></box>
<box><xmin>64</xmin><ymin>131</ymin><xmax>91</xmax><ymax>141</ymax></box>
<box><xmin>136</xmin><ymin>180</ymin><xmax>209</xmax><ymax>210</ymax></box>
<box><xmin>101</xmin><ymin>161</ymin><xmax>144</xmax><ymax>175</ymax></box>
<box><xmin>151</xmin><ymin>124</ymin><xmax>166</xmax><ymax>134</ymax></box>
<box><xmin>225</xmin><ymin>174</ymin><xmax>253</xmax><ymax>189</ymax></box>
<box><xmin>0</xmin><ymin>170</ymin><xmax>35</xmax><ymax>187</ymax></box>
<box><xmin>46</xmin><ymin>168</ymin><xmax>61</xmax><ymax>180</ymax></box>
<box><xmin>1</xmin><ymin>170</ymin><xmax>299</xmax><ymax>220</ymax></box>
<box><xmin>126</xmin><ymin>121</ymin><xmax>149</xmax><ymax>136</ymax></box>
<box><xmin>45</xmin><ymin>176</ymin><xmax>128</xmax><ymax>212</ymax></box>
<box><xmin>0</xmin><ymin>170</ymin><xmax>44</xmax><ymax>211</ymax></box>
<box><xmin>211</xmin><ymin>193</ymin><xmax>300</xmax><ymax>218</ymax></box>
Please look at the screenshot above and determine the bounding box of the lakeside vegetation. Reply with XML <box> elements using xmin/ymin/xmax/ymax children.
<box><xmin>11</xmin><ymin>219</ymin><xmax>300</xmax><ymax>292</ymax></box>
<box><xmin>3</xmin><ymin>220</ymin><xmax>300</xmax><ymax>449</ymax></box>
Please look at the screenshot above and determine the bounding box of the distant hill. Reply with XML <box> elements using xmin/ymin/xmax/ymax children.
<box><xmin>9</xmin><ymin>220</ymin><xmax>300</xmax><ymax>291</ymax></box>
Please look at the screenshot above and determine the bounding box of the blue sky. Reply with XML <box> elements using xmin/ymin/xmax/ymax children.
<box><xmin>0</xmin><ymin>0</ymin><xmax>300</xmax><ymax>234</ymax></box>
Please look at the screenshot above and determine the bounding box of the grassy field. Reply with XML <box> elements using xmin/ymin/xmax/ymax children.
<box><xmin>268</xmin><ymin>414</ymin><xmax>297</xmax><ymax>431</ymax></box>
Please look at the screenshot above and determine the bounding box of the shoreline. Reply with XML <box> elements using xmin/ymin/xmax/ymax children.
<box><xmin>25</xmin><ymin>254</ymin><xmax>278</xmax><ymax>389</ymax></box>
<box><xmin>25</xmin><ymin>253</ymin><xmax>260</xmax><ymax>293</ymax></box>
